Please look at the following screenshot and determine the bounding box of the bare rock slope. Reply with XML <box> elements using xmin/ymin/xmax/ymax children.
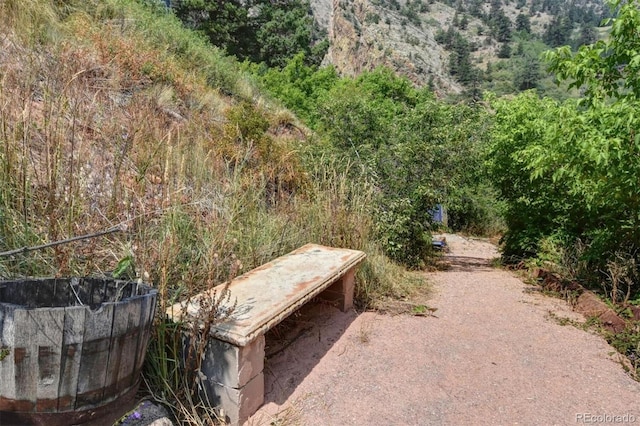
<box><xmin>323</xmin><ymin>0</ymin><xmax>463</xmax><ymax>94</ymax></box>
<box><xmin>313</xmin><ymin>0</ymin><xmax>604</xmax><ymax>94</ymax></box>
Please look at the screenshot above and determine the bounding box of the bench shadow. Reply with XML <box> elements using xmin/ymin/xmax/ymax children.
<box><xmin>261</xmin><ymin>301</ymin><xmax>358</xmax><ymax>406</ymax></box>
<box><xmin>441</xmin><ymin>255</ymin><xmax>497</xmax><ymax>273</ymax></box>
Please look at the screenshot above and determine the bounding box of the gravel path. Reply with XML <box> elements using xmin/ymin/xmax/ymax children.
<box><xmin>249</xmin><ymin>235</ymin><xmax>640</xmax><ymax>425</ymax></box>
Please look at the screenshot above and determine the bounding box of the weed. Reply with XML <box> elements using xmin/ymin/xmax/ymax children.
<box><xmin>260</xmin><ymin>401</ymin><xmax>303</xmax><ymax>426</ymax></box>
<box><xmin>358</xmin><ymin>319</ymin><xmax>372</xmax><ymax>344</ymax></box>
<box><xmin>546</xmin><ymin>310</ymin><xmax>640</xmax><ymax>380</ymax></box>
<box><xmin>490</xmin><ymin>257</ymin><xmax>504</xmax><ymax>268</ymax></box>
<box><xmin>545</xmin><ymin>310</ymin><xmax>578</xmax><ymax>327</ymax></box>
<box><xmin>411</xmin><ymin>304</ymin><xmax>437</xmax><ymax>316</ymax></box>
<box><xmin>604</xmin><ymin>252</ymin><xmax>638</xmax><ymax>306</ymax></box>
<box><xmin>605</xmin><ymin>323</ymin><xmax>640</xmax><ymax>380</ymax></box>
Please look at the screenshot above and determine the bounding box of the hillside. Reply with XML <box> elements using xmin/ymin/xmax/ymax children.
<box><xmin>0</xmin><ymin>0</ymin><xmax>441</xmax><ymax>312</ymax></box>
<box><xmin>0</xmin><ymin>0</ymin><xmax>305</xmax><ymax>282</ymax></box>
<box><xmin>314</xmin><ymin>0</ymin><xmax>608</xmax><ymax>95</ymax></box>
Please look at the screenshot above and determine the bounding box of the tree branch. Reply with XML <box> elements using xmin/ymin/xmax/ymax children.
<box><xmin>0</xmin><ymin>226</ymin><xmax>124</xmax><ymax>258</ymax></box>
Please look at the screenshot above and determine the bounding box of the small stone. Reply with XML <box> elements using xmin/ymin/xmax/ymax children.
<box><xmin>149</xmin><ymin>418</ymin><xmax>174</xmax><ymax>426</ymax></box>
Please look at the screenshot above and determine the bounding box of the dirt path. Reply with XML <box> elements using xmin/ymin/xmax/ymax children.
<box><xmin>249</xmin><ymin>235</ymin><xmax>640</xmax><ymax>425</ymax></box>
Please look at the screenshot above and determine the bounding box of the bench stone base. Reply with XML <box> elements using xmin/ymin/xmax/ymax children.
<box><xmin>199</xmin><ymin>336</ymin><xmax>265</xmax><ymax>425</ymax></box>
<box><xmin>318</xmin><ymin>269</ymin><xmax>356</xmax><ymax>312</ymax></box>
<box><xmin>202</xmin><ymin>336</ymin><xmax>265</xmax><ymax>389</ymax></box>
<box><xmin>200</xmin><ymin>272</ymin><xmax>357</xmax><ymax>425</ymax></box>
<box><xmin>207</xmin><ymin>372</ymin><xmax>264</xmax><ymax>425</ymax></box>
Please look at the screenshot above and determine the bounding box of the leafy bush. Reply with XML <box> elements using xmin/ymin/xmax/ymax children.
<box><xmin>255</xmin><ymin>61</ymin><xmax>499</xmax><ymax>266</ymax></box>
<box><xmin>376</xmin><ymin>198</ymin><xmax>432</xmax><ymax>268</ymax></box>
<box><xmin>487</xmin><ymin>0</ymin><xmax>640</xmax><ymax>301</ymax></box>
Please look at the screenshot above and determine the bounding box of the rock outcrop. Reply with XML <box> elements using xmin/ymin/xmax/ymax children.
<box><xmin>323</xmin><ymin>0</ymin><xmax>462</xmax><ymax>95</ymax></box>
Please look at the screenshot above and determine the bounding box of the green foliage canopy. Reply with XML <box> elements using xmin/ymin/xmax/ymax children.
<box><xmin>174</xmin><ymin>0</ymin><xmax>327</xmax><ymax>67</ymax></box>
<box><xmin>489</xmin><ymin>0</ymin><xmax>640</xmax><ymax>296</ymax></box>
<box><xmin>255</xmin><ymin>61</ymin><xmax>495</xmax><ymax>267</ymax></box>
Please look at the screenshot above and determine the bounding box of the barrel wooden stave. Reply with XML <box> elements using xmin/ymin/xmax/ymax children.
<box><xmin>0</xmin><ymin>278</ymin><xmax>156</xmax><ymax>424</ymax></box>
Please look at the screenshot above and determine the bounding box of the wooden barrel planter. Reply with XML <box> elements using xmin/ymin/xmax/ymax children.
<box><xmin>0</xmin><ymin>277</ymin><xmax>157</xmax><ymax>426</ymax></box>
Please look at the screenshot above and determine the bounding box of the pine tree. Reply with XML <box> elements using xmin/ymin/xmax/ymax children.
<box><xmin>514</xmin><ymin>54</ymin><xmax>541</xmax><ymax>90</ymax></box>
<box><xmin>174</xmin><ymin>0</ymin><xmax>251</xmax><ymax>58</ymax></box>
<box><xmin>515</xmin><ymin>13</ymin><xmax>531</xmax><ymax>33</ymax></box>
<box><xmin>448</xmin><ymin>34</ymin><xmax>477</xmax><ymax>85</ymax></box>
<box><xmin>460</xmin><ymin>14</ymin><xmax>469</xmax><ymax>30</ymax></box>
<box><xmin>493</xmin><ymin>13</ymin><xmax>512</xmax><ymax>42</ymax></box>
<box><xmin>497</xmin><ymin>42</ymin><xmax>511</xmax><ymax>58</ymax></box>
<box><xmin>574</xmin><ymin>25</ymin><xmax>597</xmax><ymax>48</ymax></box>
<box><xmin>543</xmin><ymin>14</ymin><xmax>573</xmax><ymax>47</ymax></box>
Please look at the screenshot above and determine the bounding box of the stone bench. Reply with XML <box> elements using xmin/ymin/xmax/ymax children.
<box><xmin>167</xmin><ymin>244</ymin><xmax>366</xmax><ymax>425</ymax></box>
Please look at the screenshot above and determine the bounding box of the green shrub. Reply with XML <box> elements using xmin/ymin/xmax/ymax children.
<box><xmin>376</xmin><ymin>198</ymin><xmax>432</xmax><ymax>269</ymax></box>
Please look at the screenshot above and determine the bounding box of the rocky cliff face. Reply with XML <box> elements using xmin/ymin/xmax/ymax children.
<box><xmin>312</xmin><ymin>0</ymin><xmax>606</xmax><ymax>95</ymax></box>
<box><xmin>317</xmin><ymin>0</ymin><xmax>464</xmax><ymax>94</ymax></box>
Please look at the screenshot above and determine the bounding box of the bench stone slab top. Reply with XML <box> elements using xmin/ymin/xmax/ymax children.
<box><xmin>167</xmin><ymin>244</ymin><xmax>366</xmax><ymax>347</ymax></box>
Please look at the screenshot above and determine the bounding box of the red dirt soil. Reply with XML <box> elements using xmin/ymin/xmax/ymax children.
<box><xmin>248</xmin><ymin>234</ymin><xmax>640</xmax><ymax>425</ymax></box>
